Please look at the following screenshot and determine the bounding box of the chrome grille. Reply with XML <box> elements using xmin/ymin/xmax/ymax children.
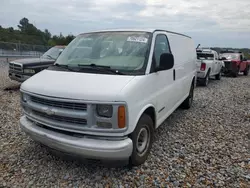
<box><xmin>30</xmin><ymin>95</ymin><xmax>87</xmax><ymax>111</ymax></box>
<box><xmin>9</xmin><ymin>62</ymin><xmax>23</xmax><ymax>72</ymax></box>
<box><xmin>32</xmin><ymin>110</ymin><xmax>87</xmax><ymax>125</ymax></box>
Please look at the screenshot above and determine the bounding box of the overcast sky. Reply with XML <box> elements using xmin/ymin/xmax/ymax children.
<box><xmin>0</xmin><ymin>0</ymin><xmax>250</xmax><ymax>48</ymax></box>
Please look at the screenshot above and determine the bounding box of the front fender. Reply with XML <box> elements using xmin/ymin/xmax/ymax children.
<box><xmin>132</xmin><ymin>104</ymin><xmax>156</xmax><ymax>132</ymax></box>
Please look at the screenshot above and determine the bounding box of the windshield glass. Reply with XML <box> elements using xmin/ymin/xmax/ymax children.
<box><xmin>55</xmin><ymin>31</ymin><xmax>152</xmax><ymax>75</ymax></box>
<box><xmin>219</xmin><ymin>53</ymin><xmax>240</xmax><ymax>60</ymax></box>
<box><xmin>41</xmin><ymin>46</ymin><xmax>65</xmax><ymax>60</ymax></box>
<box><xmin>197</xmin><ymin>53</ymin><xmax>214</xmax><ymax>60</ymax></box>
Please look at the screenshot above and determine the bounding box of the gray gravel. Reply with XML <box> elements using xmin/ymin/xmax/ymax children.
<box><xmin>0</xmin><ymin>60</ymin><xmax>250</xmax><ymax>187</ymax></box>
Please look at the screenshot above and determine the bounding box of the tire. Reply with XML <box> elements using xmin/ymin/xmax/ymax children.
<box><xmin>243</xmin><ymin>66</ymin><xmax>249</xmax><ymax>76</ymax></box>
<box><xmin>129</xmin><ymin>114</ymin><xmax>154</xmax><ymax>166</ymax></box>
<box><xmin>200</xmin><ymin>70</ymin><xmax>210</xmax><ymax>86</ymax></box>
<box><xmin>181</xmin><ymin>81</ymin><xmax>194</xmax><ymax>109</ymax></box>
<box><xmin>215</xmin><ymin>69</ymin><xmax>222</xmax><ymax>80</ymax></box>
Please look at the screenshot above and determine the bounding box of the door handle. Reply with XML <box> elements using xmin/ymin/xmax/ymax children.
<box><xmin>173</xmin><ymin>69</ymin><xmax>176</xmax><ymax>80</ymax></box>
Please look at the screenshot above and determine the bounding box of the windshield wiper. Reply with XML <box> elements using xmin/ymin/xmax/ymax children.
<box><xmin>46</xmin><ymin>55</ymin><xmax>56</xmax><ymax>60</ymax></box>
<box><xmin>53</xmin><ymin>63</ymin><xmax>75</xmax><ymax>71</ymax></box>
<box><xmin>77</xmin><ymin>64</ymin><xmax>124</xmax><ymax>75</ymax></box>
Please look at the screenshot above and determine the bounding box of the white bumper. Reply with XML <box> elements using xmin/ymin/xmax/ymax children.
<box><xmin>197</xmin><ymin>71</ymin><xmax>206</xmax><ymax>78</ymax></box>
<box><xmin>20</xmin><ymin>116</ymin><xmax>133</xmax><ymax>160</ymax></box>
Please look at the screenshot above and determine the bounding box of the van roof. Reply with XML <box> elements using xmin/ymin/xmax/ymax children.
<box><xmin>79</xmin><ymin>28</ymin><xmax>191</xmax><ymax>39</ymax></box>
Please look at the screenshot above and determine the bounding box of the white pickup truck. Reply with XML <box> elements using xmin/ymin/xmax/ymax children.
<box><xmin>196</xmin><ymin>48</ymin><xmax>224</xmax><ymax>86</ymax></box>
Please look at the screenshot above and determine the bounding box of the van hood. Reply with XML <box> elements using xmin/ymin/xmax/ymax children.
<box><xmin>20</xmin><ymin>70</ymin><xmax>135</xmax><ymax>101</ymax></box>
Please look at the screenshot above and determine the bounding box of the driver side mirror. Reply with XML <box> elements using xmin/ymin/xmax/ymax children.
<box><xmin>155</xmin><ymin>53</ymin><xmax>174</xmax><ymax>72</ymax></box>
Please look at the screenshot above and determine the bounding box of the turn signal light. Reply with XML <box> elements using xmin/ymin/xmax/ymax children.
<box><xmin>118</xmin><ymin>106</ymin><xmax>126</xmax><ymax>128</ymax></box>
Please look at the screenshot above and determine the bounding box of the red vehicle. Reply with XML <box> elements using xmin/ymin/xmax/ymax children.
<box><xmin>220</xmin><ymin>50</ymin><xmax>250</xmax><ymax>77</ymax></box>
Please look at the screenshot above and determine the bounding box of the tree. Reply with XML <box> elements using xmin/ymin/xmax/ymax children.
<box><xmin>18</xmin><ymin>17</ymin><xmax>30</xmax><ymax>32</ymax></box>
<box><xmin>0</xmin><ymin>17</ymin><xmax>76</xmax><ymax>47</ymax></box>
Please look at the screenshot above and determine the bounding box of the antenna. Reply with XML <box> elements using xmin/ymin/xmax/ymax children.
<box><xmin>196</xmin><ymin>44</ymin><xmax>201</xmax><ymax>49</ymax></box>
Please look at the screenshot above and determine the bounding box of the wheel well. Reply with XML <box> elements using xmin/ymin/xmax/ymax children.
<box><xmin>143</xmin><ymin>107</ymin><xmax>156</xmax><ymax>129</ymax></box>
<box><xmin>192</xmin><ymin>76</ymin><xmax>195</xmax><ymax>85</ymax></box>
<box><xmin>207</xmin><ymin>68</ymin><xmax>211</xmax><ymax>74</ymax></box>
<box><xmin>192</xmin><ymin>76</ymin><xmax>196</xmax><ymax>87</ymax></box>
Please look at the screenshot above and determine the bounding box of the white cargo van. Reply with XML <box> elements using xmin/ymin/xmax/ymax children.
<box><xmin>19</xmin><ymin>29</ymin><xmax>197</xmax><ymax>166</ymax></box>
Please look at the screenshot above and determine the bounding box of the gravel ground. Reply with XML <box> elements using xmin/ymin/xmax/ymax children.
<box><xmin>0</xmin><ymin>60</ymin><xmax>249</xmax><ymax>188</ymax></box>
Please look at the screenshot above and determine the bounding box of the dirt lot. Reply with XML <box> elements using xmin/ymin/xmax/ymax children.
<box><xmin>0</xmin><ymin>60</ymin><xmax>249</xmax><ymax>188</ymax></box>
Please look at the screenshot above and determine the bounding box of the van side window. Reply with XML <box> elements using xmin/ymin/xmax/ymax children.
<box><xmin>153</xmin><ymin>34</ymin><xmax>171</xmax><ymax>67</ymax></box>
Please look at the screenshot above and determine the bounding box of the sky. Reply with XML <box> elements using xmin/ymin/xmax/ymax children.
<box><xmin>0</xmin><ymin>0</ymin><xmax>250</xmax><ymax>48</ymax></box>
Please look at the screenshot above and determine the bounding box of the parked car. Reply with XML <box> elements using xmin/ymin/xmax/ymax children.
<box><xmin>220</xmin><ymin>50</ymin><xmax>250</xmax><ymax>77</ymax></box>
<box><xmin>196</xmin><ymin>48</ymin><xmax>224</xmax><ymax>86</ymax></box>
<box><xmin>19</xmin><ymin>29</ymin><xmax>197</xmax><ymax>166</ymax></box>
<box><xmin>8</xmin><ymin>45</ymin><xmax>66</xmax><ymax>82</ymax></box>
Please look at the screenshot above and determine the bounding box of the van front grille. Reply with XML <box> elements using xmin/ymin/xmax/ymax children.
<box><xmin>30</xmin><ymin>96</ymin><xmax>87</xmax><ymax>111</ymax></box>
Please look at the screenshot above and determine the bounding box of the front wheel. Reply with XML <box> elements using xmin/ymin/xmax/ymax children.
<box><xmin>215</xmin><ymin>70</ymin><xmax>222</xmax><ymax>80</ymax></box>
<box><xmin>129</xmin><ymin>114</ymin><xmax>154</xmax><ymax>166</ymax></box>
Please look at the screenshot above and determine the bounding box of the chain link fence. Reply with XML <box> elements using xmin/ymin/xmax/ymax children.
<box><xmin>0</xmin><ymin>41</ymin><xmax>51</xmax><ymax>57</ymax></box>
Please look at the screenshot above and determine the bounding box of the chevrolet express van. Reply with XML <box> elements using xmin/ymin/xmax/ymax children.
<box><xmin>20</xmin><ymin>29</ymin><xmax>197</xmax><ymax>166</ymax></box>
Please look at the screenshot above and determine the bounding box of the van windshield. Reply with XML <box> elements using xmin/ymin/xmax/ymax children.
<box><xmin>55</xmin><ymin>31</ymin><xmax>152</xmax><ymax>75</ymax></box>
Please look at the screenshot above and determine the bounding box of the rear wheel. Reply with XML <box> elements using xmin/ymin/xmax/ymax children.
<box><xmin>181</xmin><ymin>81</ymin><xmax>194</xmax><ymax>109</ymax></box>
<box><xmin>201</xmin><ymin>70</ymin><xmax>210</xmax><ymax>86</ymax></box>
<box><xmin>243</xmin><ymin>66</ymin><xmax>249</xmax><ymax>76</ymax></box>
<box><xmin>129</xmin><ymin>114</ymin><xmax>154</xmax><ymax>166</ymax></box>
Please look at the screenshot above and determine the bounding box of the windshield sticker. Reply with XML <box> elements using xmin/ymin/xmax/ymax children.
<box><xmin>127</xmin><ymin>36</ymin><xmax>148</xmax><ymax>43</ymax></box>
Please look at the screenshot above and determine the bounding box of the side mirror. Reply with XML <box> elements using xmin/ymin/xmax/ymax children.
<box><xmin>155</xmin><ymin>53</ymin><xmax>174</xmax><ymax>72</ymax></box>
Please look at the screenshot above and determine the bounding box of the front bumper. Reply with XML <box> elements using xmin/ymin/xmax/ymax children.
<box><xmin>221</xmin><ymin>61</ymin><xmax>237</xmax><ymax>74</ymax></box>
<box><xmin>9</xmin><ymin>72</ymin><xmax>31</xmax><ymax>82</ymax></box>
<box><xmin>20</xmin><ymin>116</ymin><xmax>133</xmax><ymax>160</ymax></box>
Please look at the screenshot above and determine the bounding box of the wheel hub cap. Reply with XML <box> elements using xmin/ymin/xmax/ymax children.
<box><xmin>136</xmin><ymin>127</ymin><xmax>149</xmax><ymax>156</ymax></box>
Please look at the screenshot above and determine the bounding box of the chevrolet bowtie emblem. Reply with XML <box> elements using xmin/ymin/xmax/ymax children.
<box><xmin>44</xmin><ymin>107</ymin><xmax>55</xmax><ymax>115</ymax></box>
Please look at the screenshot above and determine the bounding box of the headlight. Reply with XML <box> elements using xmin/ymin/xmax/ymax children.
<box><xmin>23</xmin><ymin>69</ymin><xmax>35</xmax><ymax>74</ymax></box>
<box><xmin>96</xmin><ymin>104</ymin><xmax>113</xmax><ymax>118</ymax></box>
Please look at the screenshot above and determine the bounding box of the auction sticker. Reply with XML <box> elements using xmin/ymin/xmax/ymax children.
<box><xmin>127</xmin><ymin>36</ymin><xmax>148</xmax><ymax>43</ymax></box>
